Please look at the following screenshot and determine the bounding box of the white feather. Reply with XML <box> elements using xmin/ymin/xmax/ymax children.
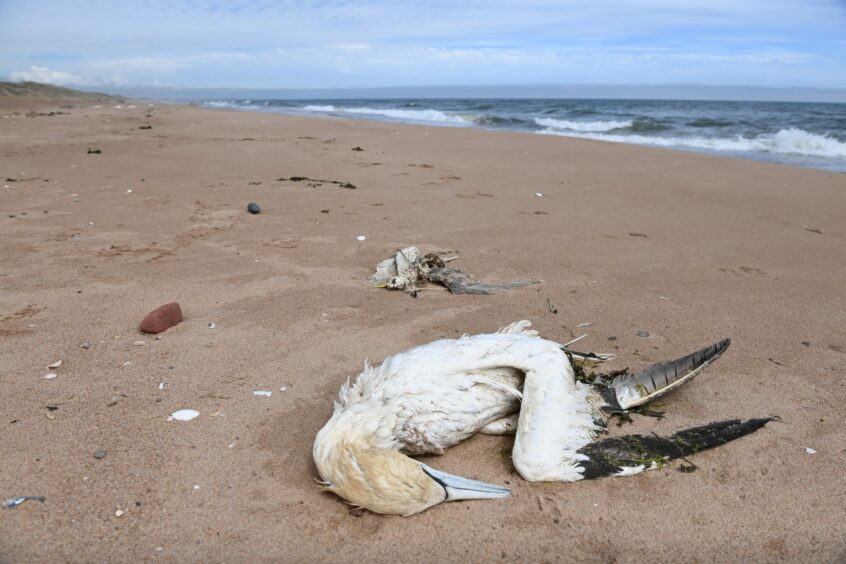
<box><xmin>318</xmin><ymin>321</ymin><xmax>602</xmax><ymax>480</ymax></box>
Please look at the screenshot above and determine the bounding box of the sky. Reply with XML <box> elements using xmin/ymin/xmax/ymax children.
<box><xmin>1</xmin><ymin>0</ymin><xmax>845</xmax><ymax>94</ymax></box>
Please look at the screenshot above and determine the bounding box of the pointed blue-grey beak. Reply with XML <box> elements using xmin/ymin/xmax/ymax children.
<box><xmin>421</xmin><ymin>464</ymin><xmax>511</xmax><ymax>501</ymax></box>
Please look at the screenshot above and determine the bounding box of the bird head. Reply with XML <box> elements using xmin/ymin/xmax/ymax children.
<box><xmin>315</xmin><ymin>440</ymin><xmax>510</xmax><ymax>516</ymax></box>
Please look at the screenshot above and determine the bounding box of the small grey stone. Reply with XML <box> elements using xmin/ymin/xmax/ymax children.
<box><xmin>607</xmin><ymin>336</ymin><xmax>618</xmax><ymax>341</ymax></box>
<box><xmin>94</xmin><ymin>450</ymin><xmax>107</xmax><ymax>459</ymax></box>
<box><xmin>637</xmin><ymin>330</ymin><xmax>650</xmax><ymax>338</ymax></box>
<box><xmin>246</xmin><ymin>202</ymin><xmax>261</xmax><ymax>214</ymax></box>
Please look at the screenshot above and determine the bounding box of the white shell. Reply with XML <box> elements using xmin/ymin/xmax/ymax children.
<box><xmin>170</xmin><ymin>409</ymin><xmax>199</xmax><ymax>421</ymax></box>
<box><xmin>253</xmin><ymin>390</ymin><xmax>272</xmax><ymax>397</ymax></box>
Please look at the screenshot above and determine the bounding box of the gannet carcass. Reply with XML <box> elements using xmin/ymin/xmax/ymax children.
<box><xmin>313</xmin><ymin>321</ymin><xmax>772</xmax><ymax>516</ymax></box>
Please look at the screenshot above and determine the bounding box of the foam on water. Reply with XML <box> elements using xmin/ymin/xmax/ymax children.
<box><xmin>303</xmin><ymin>104</ymin><xmax>336</xmax><ymax>111</ymax></box>
<box><xmin>303</xmin><ymin>105</ymin><xmax>471</xmax><ymax>125</ymax></box>
<box><xmin>534</xmin><ymin>117</ymin><xmax>633</xmax><ymax>132</ymax></box>
<box><xmin>767</xmin><ymin>128</ymin><xmax>846</xmax><ymax>158</ymax></box>
<box><xmin>539</xmin><ymin>127</ymin><xmax>846</xmax><ymax>159</ymax></box>
<box><xmin>205</xmin><ymin>100</ymin><xmax>237</xmax><ymax>108</ymax></box>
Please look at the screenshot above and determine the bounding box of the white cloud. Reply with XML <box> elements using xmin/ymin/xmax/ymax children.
<box><xmin>331</xmin><ymin>43</ymin><xmax>372</xmax><ymax>52</ymax></box>
<box><xmin>10</xmin><ymin>65</ymin><xmax>127</xmax><ymax>87</ymax></box>
<box><xmin>11</xmin><ymin>65</ymin><xmax>86</xmax><ymax>85</ymax></box>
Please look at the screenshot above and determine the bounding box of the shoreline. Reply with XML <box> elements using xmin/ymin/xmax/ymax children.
<box><xmin>192</xmin><ymin>98</ymin><xmax>846</xmax><ymax>173</ymax></box>
<box><xmin>1</xmin><ymin>100</ymin><xmax>844</xmax><ymax>562</ymax></box>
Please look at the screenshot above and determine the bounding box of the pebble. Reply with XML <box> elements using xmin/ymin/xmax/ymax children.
<box><xmin>81</xmin><ymin>343</ymin><xmax>91</xmax><ymax>349</ymax></box>
<box><xmin>534</xmin><ymin>192</ymin><xmax>543</xmax><ymax>197</ymax></box>
<box><xmin>246</xmin><ymin>202</ymin><xmax>261</xmax><ymax>214</ymax></box>
<box><xmin>356</xmin><ymin>235</ymin><xmax>367</xmax><ymax>241</ymax></box>
<box><xmin>805</xmin><ymin>447</ymin><xmax>817</xmax><ymax>455</ymax></box>
<box><xmin>637</xmin><ymin>330</ymin><xmax>650</xmax><ymax>338</ymax></box>
<box><xmin>169</xmin><ymin>409</ymin><xmax>199</xmax><ymax>421</ymax></box>
<box><xmin>134</xmin><ymin>340</ymin><xmax>146</xmax><ymax>346</ymax></box>
<box><xmin>94</xmin><ymin>450</ymin><xmax>107</xmax><ymax>459</ymax></box>
<box><xmin>47</xmin><ymin>360</ymin><xmax>62</xmax><ymax>369</ymax></box>
<box><xmin>43</xmin><ymin>373</ymin><xmax>58</xmax><ymax>380</ymax></box>
<box><xmin>607</xmin><ymin>336</ymin><xmax>618</xmax><ymax>341</ymax></box>
<box><xmin>139</xmin><ymin>302</ymin><xmax>183</xmax><ymax>334</ymax></box>
<box><xmin>115</xmin><ymin>509</ymin><xmax>125</xmax><ymax>517</ymax></box>
<box><xmin>208</xmin><ymin>322</ymin><xmax>216</xmax><ymax>329</ymax></box>
<box><xmin>253</xmin><ymin>390</ymin><xmax>272</xmax><ymax>398</ymax></box>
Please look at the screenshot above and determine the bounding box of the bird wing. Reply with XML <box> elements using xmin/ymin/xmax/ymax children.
<box><xmin>603</xmin><ymin>339</ymin><xmax>731</xmax><ymax>411</ymax></box>
<box><xmin>576</xmin><ymin>418</ymin><xmax>773</xmax><ymax>479</ymax></box>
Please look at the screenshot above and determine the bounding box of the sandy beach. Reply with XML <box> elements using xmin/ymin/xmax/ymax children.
<box><xmin>1</xmin><ymin>99</ymin><xmax>844</xmax><ymax>562</ymax></box>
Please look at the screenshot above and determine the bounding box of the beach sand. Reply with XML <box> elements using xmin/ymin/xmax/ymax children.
<box><xmin>1</xmin><ymin>100</ymin><xmax>844</xmax><ymax>562</ymax></box>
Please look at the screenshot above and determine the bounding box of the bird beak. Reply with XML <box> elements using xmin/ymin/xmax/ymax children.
<box><xmin>421</xmin><ymin>464</ymin><xmax>511</xmax><ymax>501</ymax></box>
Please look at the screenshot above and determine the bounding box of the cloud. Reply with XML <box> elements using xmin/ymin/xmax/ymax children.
<box><xmin>331</xmin><ymin>43</ymin><xmax>372</xmax><ymax>52</ymax></box>
<box><xmin>10</xmin><ymin>65</ymin><xmax>86</xmax><ymax>85</ymax></box>
<box><xmin>1</xmin><ymin>1</ymin><xmax>844</xmax><ymax>88</ymax></box>
<box><xmin>87</xmin><ymin>53</ymin><xmax>250</xmax><ymax>73</ymax></box>
<box><xmin>10</xmin><ymin>65</ymin><xmax>127</xmax><ymax>87</ymax></box>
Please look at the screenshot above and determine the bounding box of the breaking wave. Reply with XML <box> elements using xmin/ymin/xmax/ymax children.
<box><xmin>538</xmin><ymin>127</ymin><xmax>846</xmax><ymax>159</ymax></box>
<box><xmin>205</xmin><ymin>100</ymin><xmax>239</xmax><ymax>108</ymax></box>
<box><xmin>302</xmin><ymin>105</ymin><xmax>471</xmax><ymax>125</ymax></box>
<box><xmin>534</xmin><ymin>117</ymin><xmax>633</xmax><ymax>132</ymax></box>
<box><xmin>302</xmin><ymin>104</ymin><xmax>336</xmax><ymax>112</ymax></box>
<box><xmin>473</xmin><ymin>115</ymin><xmax>529</xmax><ymax>127</ymax></box>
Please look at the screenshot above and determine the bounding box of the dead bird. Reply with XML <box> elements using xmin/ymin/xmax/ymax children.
<box><xmin>371</xmin><ymin>247</ymin><xmax>537</xmax><ymax>295</ymax></box>
<box><xmin>313</xmin><ymin>321</ymin><xmax>772</xmax><ymax>516</ymax></box>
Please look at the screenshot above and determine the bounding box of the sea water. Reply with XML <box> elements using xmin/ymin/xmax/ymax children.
<box><xmin>202</xmin><ymin>98</ymin><xmax>846</xmax><ymax>172</ymax></box>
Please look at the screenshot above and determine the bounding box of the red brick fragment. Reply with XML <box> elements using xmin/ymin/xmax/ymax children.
<box><xmin>139</xmin><ymin>302</ymin><xmax>183</xmax><ymax>334</ymax></box>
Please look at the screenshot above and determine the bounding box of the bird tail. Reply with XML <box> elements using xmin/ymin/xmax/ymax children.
<box><xmin>577</xmin><ymin>417</ymin><xmax>774</xmax><ymax>479</ymax></box>
<box><xmin>596</xmin><ymin>338</ymin><xmax>731</xmax><ymax>413</ymax></box>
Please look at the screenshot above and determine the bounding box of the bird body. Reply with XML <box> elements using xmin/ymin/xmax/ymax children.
<box><xmin>313</xmin><ymin>321</ymin><xmax>771</xmax><ymax>516</ymax></box>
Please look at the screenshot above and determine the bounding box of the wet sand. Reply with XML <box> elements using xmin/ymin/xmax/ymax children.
<box><xmin>1</xmin><ymin>100</ymin><xmax>844</xmax><ymax>562</ymax></box>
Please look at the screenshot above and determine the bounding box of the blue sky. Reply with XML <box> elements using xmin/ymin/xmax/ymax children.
<box><xmin>1</xmin><ymin>1</ymin><xmax>845</xmax><ymax>91</ymax></box>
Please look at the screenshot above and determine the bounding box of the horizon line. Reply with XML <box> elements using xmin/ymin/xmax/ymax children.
<box><xmin>103</xmin><ymin>83</ymin><xmax>846</xmax><ymax>104</ymax></box>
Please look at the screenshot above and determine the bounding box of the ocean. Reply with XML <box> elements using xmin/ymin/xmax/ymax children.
<box><xmin>201</xmin><ymin>98</ymin><xmax>846</xmax><ymax>172</ymax></box>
